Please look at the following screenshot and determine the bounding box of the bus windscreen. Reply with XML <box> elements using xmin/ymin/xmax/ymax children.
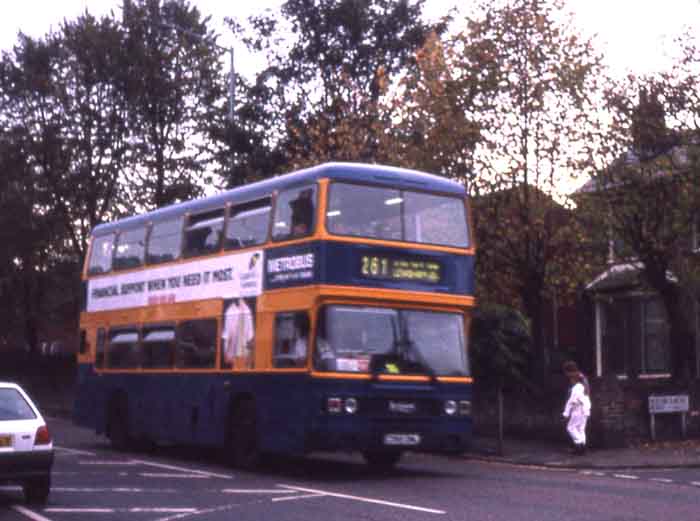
<box><xmin>326</xmin><ymin>183</ymin><xmax>469</xmax><ymax>248</ymax></box>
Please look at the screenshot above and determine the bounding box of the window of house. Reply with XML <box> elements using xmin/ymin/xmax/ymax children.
<box><xmin>88</xmin><ymin>234</ymin><xmax>115</xmax><ymax>275</ymax></box>
<box><xmin>225</xmin><ymin>198</ymin><xmax>271</xmax><ymax>249</ymax></box>
<box><xmin>272</xmin><ymin>312</ymin><xmax>308</xmax><ymax>368</ymax></box>
<box><xmin>176</xmin><ymin>319</ymin><xmax>217</xmax><ymax>369</ymax></box>
<box><xmin>142</xmin><ymin>326</ymin><xmax>176</xmax><ymax>369</ymax></box>
<box><xmin>183</xmin><ymin>209</ymin><xmax>224</xmax><ymax>257</ymax></box>
<box><xmin>147</xmin><ymin>217</ymin><xmax>183</xmax><ymax>264</ymax></box>
<box><xmin>600</xmin><ymin>297</ymin><xmax>670</xmax><ymax>377</ymax></box>
<box><xmin>113</xmin><ymin>227</ymin><xmax>147</xmax><ymax>271</ymax></box>
<box><xmin>107</xmin><ymin>328</ymin><xmax>140</xmax><ymax>369</ymax></box>
<box><xmin>642</xmin><ymin>299</ymin><xmax>670</xmax><ymax>374</ymax></box>
<box><xmin>272</xmin><ymin>186</ymin><xmax>316</xmax><ymax>240</ymax></box>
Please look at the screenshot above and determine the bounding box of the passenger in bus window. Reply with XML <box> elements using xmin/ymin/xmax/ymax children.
<box><xmin>313</xmin><ymin>319</ymin><xmax>334</xmax><ymax>371</ymax></box>
<box><xmin>290</xmin><ymin>190</ymin><xmax>314</xmax><ymax>237</ymax></box>
<box><xmin>292</xmin><ymin>314</ymin><xmax>310</xmax><ymax>364</ymax></box>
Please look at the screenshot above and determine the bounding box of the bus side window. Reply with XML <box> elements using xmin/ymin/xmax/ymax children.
<box><xmin>95</xmin><ymin>328</ymin><xmax>106</xmax><ymax>369</ymax></box>
<box><xmin>87</xmin><ymin>234</ymin><xmax>115</xmax><ymax>275</ymax></box>
<box><xmin>183</xmin><ymin>209</ymin><xmax>224</xmax><ymax>258</ymax></box>
<box><xmin>273</xmin><ymin>312</ymin><xmax>308</xmax><ymax>368</ymax></box>
<box><xmin>113</xmin><ymin>227</ymin><xmax>147</xmax><ymax>271</ymax></box>
<box><xmin>142</xmin><ymin>326</ymin><xmax>176</xmax><ymax>369</ymax></box>
<box><xmin>225</xmin><ymin>198</ymin><xmax>271</xmax><ymax>250</ymax></box>
<box><xmin>272</xmin><ymin>186</ymin><xmax>316</xmax><ymax>240</ymax></box>
<box><xmin>147</xmin><ymin>217</ymin><xmax>183</xmax><ymax>264</ymax></box>
<box><xmin>176</xmin><ymin>320</ymin><xmax>217</xmax><ymax>369</ymax></box>
<box><xmin>107</xmin><ymin>328</ymin><xmax>140</xmax><ymax>369</ymax></box>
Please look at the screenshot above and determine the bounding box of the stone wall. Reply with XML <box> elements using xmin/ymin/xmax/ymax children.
<box><xmin>474</xmin><ymin>376</ymin><xmax>700</xmax><ymax>447</ymax></box>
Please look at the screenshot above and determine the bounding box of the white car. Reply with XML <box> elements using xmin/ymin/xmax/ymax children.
<box><xmin>0</xmin><ymin>382</ymin><xmax>53</xmax><ymax>504</ymax></box>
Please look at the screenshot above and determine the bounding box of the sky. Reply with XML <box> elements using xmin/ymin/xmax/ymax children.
<box><xmin>1</xmin><ymin>0</ymin><xmax>699</xmax><ymax>80</ymax></box>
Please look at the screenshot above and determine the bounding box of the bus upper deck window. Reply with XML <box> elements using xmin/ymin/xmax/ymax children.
<box><xmin>87</xmin><ymin>234</ymin><xmax>115</xmax><ymax>275</ymax></box>
<box><xmin>114</xmin><ymin>227</ymin><xmax>147</xmax><ymax>271</ymax></box>
<box><xmin>225</xmin><ymin>198</ymin><xmax>271</xmax><ymax>249</ymax></box>
<box><xmin>147</xmin><ymin>217</ymin><xmax>183</xmax><ymax>264</ymax></box>
<box><xmin>184</xmin><ymin>209</ymin><xmax>224</xmax><ymax>258</ymax></box>
<box><xmin>272</xmin><ymin>186</ymin><xmax>317</xmax><ymax>241</ymax></box>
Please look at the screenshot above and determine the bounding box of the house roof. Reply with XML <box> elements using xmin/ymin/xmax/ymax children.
<box><xmin>586</xmin><ymin>262</ymin><xmax>677</xmax><ymax>293</ymax></box>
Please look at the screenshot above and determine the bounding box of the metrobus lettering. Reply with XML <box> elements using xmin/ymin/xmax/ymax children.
<box><xmin>91</xmin><ymin>285</ymin><xmax>119</xmax><ymax>299</ymax></box>
<box><xmin>267</xmin><ymin>254</ymin><xmax>314</xmax><ymax>273</ymax></box>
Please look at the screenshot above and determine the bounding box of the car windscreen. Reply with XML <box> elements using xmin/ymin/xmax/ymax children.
<box><xmin>0</xmin><ymin>389</ymin><xmax>37</xmax><ymax>421</ymax></box>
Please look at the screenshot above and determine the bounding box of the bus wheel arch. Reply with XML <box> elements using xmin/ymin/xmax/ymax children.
<box><xmin>107</xmin><ymin>391</ymin><xmax>132</xmax><ymax>451</ymax></box>
<box><xmin>225</xmin><ymin>394</ymin><xmax>261</xmax><ymax>469</ymax></box>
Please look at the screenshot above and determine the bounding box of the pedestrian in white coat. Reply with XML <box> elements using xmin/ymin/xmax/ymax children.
<box><xmin>562</xmin><ymin>360</ymin><xmax>591</xmax><ymax>455</ymax></box>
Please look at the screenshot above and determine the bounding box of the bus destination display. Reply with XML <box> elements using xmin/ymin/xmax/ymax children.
<box><xmin>360</xmin><ymin>255</ymin><xmax>441</xmax><ymax>283</ymax></box>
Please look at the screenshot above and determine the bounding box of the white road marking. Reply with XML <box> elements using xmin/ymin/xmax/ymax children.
<box><xmin>140</xmin><ymin>473</ymin><xmax>210</xmax><ymax>479</ymax></box>
<box><xmin>277</xmin><ymin>484</ymin><xmax>446</xmax><ymax>514</ymax></box>
<box><xmin>44</xmin><ymin>508</ymin><xmax>198</xmax><ymax>514</ymax></box>
<box><xmin>12</xmin><ymin>505</ymin><xmax>55</xmax><ymax>521</ymax></box>
<box><xmin>52</xmin><ymin>487</ymin><xmax>177</xmax><ymax>493</ymax></box>
<box><xmin>131</xmin><ymin>459</ymin><xmax>234</xmax><ymax>480</ymax></box>
<box><xmin>45</xmin><ymin>508</ymin><xmax>114</xmax><ymax>513</ymax></box>
<box><xmin>272</xmin><ymin>493</ymin><xmax>325</xmax><ymax>502</ymax></box>
<box><xmin>650</xmin><ymin>478</ymin><xmax>674</xmax><ymax>484</ymax></box>
<box><xmin>129</xmin><ymin>508</ymin><xmax>198</xmax><ymax>513</ymax></box>
<box><xmin>55</xmin><ymin>446</ymin><xmax>97</xmax><ymax>456</ymax></box>
<box><xmin>221</xmin><ymin>489</ymin><xmax>297</xmax><ymax>494</ymax></box>
<box><xmin>612</xmin><ymin>474</ymin><xmax>639</xmax><ymax>480</ymax></box>
<box><xmin>78</xmin><ymin>460</ymin><xmax>139</xmax><ymax>466</ymax></box>
<box><xmin>691</xmin><ymin>481</ymin><xmax>700</xmax><ymax>487</ymax></box>
<box><xmin>0</xmin><ymin>485</ymin><xmax>22</xmax><ymax>491</ymax></box>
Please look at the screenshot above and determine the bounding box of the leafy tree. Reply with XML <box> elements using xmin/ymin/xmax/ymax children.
<box><xmin>447</xmin><ymin>0</ymin><xmax>605</xmax><ymax>379</ymax></box>
<box><xmin>121</xmin><ymin>0</ymin><xmax>223</xmax><ymax>207</ymax></box>
<box><xmin>383</xmin><ymin>30</ymin><xmax>481</xmax><ymax>183</ymax></box>
<box><xmin>235</xmin><ymin>0</ymin><xmax>445</xmax><ymax>165</ymax></box>
<box><xmin>471</xmin><ymin>304</ymin><xmax>531</xmax><ymax>453</ymax></box>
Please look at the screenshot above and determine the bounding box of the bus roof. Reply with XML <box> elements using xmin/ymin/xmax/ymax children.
<box><xmin>92</xmin><ymin>162</ymin><xmax>467</xmax><ymax>236</ymax></box>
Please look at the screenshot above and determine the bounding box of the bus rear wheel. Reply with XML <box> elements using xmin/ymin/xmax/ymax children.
<box><xmin>108</xmin><ymin>398</ymin><xmax>132</xmax><ymax>451</ymax></box>
<box><xmin>228</xmin><ymin>399</ymin><xmax>261</xmax><ymax>469</ymax></box>
<box><xmin>362</xmin><ymin>450</ymin><xmax>402</xmax><ymax>469</ymax></box>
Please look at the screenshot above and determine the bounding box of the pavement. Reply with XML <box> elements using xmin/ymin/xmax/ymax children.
<box><xmin>467</xmin><ymin>435</ymin><xmax>700</xmax><ymax>469</ymax></box>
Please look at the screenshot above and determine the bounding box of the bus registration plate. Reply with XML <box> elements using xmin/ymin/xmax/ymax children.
<box><xmin>383</xmin><ymin>433</ymin><xmax>421</xmax><ymax>446</ymax></box>
<box><xmin>0</xmin><ymin>435</ymin><xmax>12</xmax><ymax>447</ymax></box>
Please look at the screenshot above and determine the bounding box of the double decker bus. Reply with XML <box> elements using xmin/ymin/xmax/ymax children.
<box><xmin>74</xmin><ymin>162</ymin><xmax>475</xmax><ymax>468</ymax></box>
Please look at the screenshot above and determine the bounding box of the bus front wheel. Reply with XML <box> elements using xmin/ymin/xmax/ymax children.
<box><xmin>362</xmin><ymin>450</ymin><xmax>402</xmax><ymax>469</ymax></box>
<box><xmin>228</xmin><ymin>399</ymin><xmax>260</xmax><ymax>469</ymax></box>
<box><xmin>108</xmin><ymin>398</ymin><xmax>132</xmax><ymax>451</ymax></box>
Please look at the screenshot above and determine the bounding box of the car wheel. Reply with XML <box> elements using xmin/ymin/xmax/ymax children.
<box><xmin>23</xmin><ymin>476</ymin><xmax>50</xmax><ymax>504</ymax></box>
<box><xmin>362</xmin><ymin>450</ymin><xmax>402</xmax><ymax>469</ymax></box>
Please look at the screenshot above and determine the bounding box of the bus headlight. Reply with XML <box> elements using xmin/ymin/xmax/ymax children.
<box><xmin>327</xmin><ymin>397</ymin><xmax>343</xmax><ymax>414</ymax></box>
<box><xmin>344</xmin><ymin>397</ymin><xmax>358</xmax><ymax>414</ymax></box>
<box><xmin>458</xmin><ymin>400</ymin><xmax>472</xmax><ymax>416</ymax></box>
<box><xmin>443</xmin><ymin>400</ymin><xmax>458</xmax><ymax>416</ymax></box>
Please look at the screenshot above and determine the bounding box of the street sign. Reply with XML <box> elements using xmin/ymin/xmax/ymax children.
<box><xmin>648</xmin><ymin>394</ymin><xmax>689</xmax><ymax>441</ymax></box>
<box><xmin>648</xmin><ymin>394</ymin><xmax>689</xmax><ymax>414</ymax></box>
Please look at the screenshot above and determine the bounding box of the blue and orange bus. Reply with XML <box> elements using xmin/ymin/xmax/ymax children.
<box><xmin>74</xmin><ymin>162</ymin><xmax>476</xmax><ymax>468</ymax></box>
